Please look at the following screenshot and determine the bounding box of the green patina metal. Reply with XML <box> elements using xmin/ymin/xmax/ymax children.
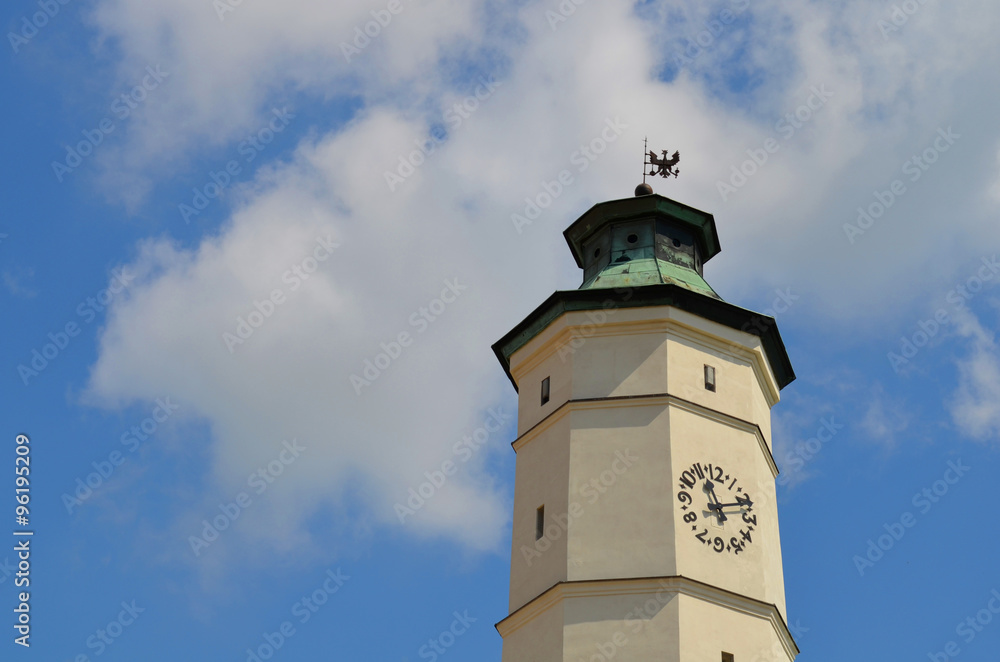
<box><xmin>581</xmin><ymin>256</ymin><xmax>720</xmax><ymax>298</ymax></box>
<box><xmin>563</xmin><ymin>193</ymin><xmax>721</xmax><ymax>268</ymax></box>
<box><xmin>564</xmin><ymin>193</ymin><xmax>722</xmax><ymax>299</ymax></box>
<box><xmin>492</xmin><ymin>192</ymin><xmax>795</xmax><ymax>392</ymax></box>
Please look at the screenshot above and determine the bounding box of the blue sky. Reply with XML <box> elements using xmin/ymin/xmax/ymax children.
<box><xmin>3</xmin><ymin>0</ymin><xmax>1000</xmax><ymax>660</ymax></box>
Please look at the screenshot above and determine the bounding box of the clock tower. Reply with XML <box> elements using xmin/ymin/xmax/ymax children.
<box><xmin>492</xmin><ymin>188</ymin><xmax>798</xmax><ymax>661</ymax></box>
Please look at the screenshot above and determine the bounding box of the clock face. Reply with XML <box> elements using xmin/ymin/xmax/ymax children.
<box><xmin>676</xmin><ymin>461</ymin><xmax>756</xmax><ymax>555</ymax></box>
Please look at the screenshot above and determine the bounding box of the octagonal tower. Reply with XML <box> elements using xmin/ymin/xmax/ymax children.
<box><xmin>493</xmin><ymin>192</ymin><xmax>797</xmax><ymax>662</ymax></box>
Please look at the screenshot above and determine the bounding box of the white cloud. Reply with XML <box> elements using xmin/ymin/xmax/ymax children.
<box><xmin>949</xmin><ymin>307</ymin><xmax>1000</xmax><ymax>441</ymax></box>
<box><xmin>989</xmin><ymin>146</ymin><xmax>1000</xmax><ymax>202</ymax></box>
<box><xmin>859</xmin><ymin>382</ymin><xmax>910</xmax><ymax>447</ymax></box>
<box><xmin>86</xmin><ymin>126</ymin><xmax>518</xmax><ymax>556</ymax></box>
<box><xmin>82</xmin><ymin>0</ymin><xmax>1000</xmax><ymax>561</ymax></box>
<box><xmin>2</xmin><ymin>268</ymin><xmax>37</xmax><ymax>299</ymax></box>
<box><xmin>84</xmin><ymin>0</ymin><xmax>483</xmax><ymax>198</ymax></box>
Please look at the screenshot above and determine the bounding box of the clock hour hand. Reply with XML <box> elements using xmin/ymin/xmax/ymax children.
<box><xmin>703</xmin><ymin>480</ymin><xmax>727</xmax><ymax>523</ymax></box>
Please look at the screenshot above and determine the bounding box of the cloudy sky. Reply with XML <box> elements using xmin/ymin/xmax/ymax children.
<box><xmin>3</xmin><ymin>0</ymin><xmax>1000</xmax><ymax>659</ymax></box>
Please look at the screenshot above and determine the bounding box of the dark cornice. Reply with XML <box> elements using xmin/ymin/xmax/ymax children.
<box><xmin>491</xmin><ymin>284</ymin><xmax>795</xmax><ymax>392</ymax></box>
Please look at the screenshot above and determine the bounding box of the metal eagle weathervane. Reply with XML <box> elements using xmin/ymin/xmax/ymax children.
<box><xmin>636</xmin><ymin>137</ymin><xmax>680</xmax><ymax>196</ymax></box>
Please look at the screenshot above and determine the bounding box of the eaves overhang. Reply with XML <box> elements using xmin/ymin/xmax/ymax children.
<box><xmin>491</xmin><ymin>283</ymin><xmax>795</xmax><ymax>393</ymax></box>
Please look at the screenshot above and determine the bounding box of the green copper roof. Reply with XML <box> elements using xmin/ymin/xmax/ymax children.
<box><xmin>564</xmin><ymin>193</ymin><xmax>722</xmax><ymax>299</ymax></box>
<box><xmin>581</xmin><ymin>256</ymin><xmax>720</xmax><ymax>298</ymax></box>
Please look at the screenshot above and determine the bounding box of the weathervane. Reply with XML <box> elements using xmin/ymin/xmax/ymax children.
<box><xmin>645</xmin><ymin>137</ymin><xmax>680</xmax><ymax>180</ymax></box>
<box><xmin>636</xmin><ymin>137</ymin><xmax>680</xmax><ymax>196</ymax></box>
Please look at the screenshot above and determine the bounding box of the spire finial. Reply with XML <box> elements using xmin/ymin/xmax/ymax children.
<box><xmin>643</xmin><ymin>136</ymin><xmax>649</xmax><ymax>185</ymax></box>
<box><xmin>636</xmin><ymin>137</ymin><xmax>654</xmax><ymax>196</ymax></box>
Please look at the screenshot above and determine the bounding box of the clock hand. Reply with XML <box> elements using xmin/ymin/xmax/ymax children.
<box><xmin>703</xmin><ymin>480</ymin><xmax>727</xmax><ymax>522</ymax></box>
<box><xmin>715</xmin><ymin>499</ymin><xmax>754</xmax><ymax>510</ymax></box>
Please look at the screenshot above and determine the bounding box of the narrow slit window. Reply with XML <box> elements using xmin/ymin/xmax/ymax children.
<box><xmin>722</xmin><ymin>653</ymin><xmax>734</xmax><ymax>662</ymax></box>
<box><xmin>704</xmin><ymin>365</ymin><xmax>716</xmax><ymax>392</ymax></box>
<box><xmin>541</xmin><ymin>377</ymin><xmax>550</xmax><ymax>405</ymax></box>
<box><xmin>536</xmin><ymin>506</ymin><xmax>545</xmax><ymax>540</ymax></box>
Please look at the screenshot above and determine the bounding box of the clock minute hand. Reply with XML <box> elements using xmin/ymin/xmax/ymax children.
<box><xmin>715</xmin><ymin>501</ymin><xmax>750</xmax><ymax>509</ymax></box>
